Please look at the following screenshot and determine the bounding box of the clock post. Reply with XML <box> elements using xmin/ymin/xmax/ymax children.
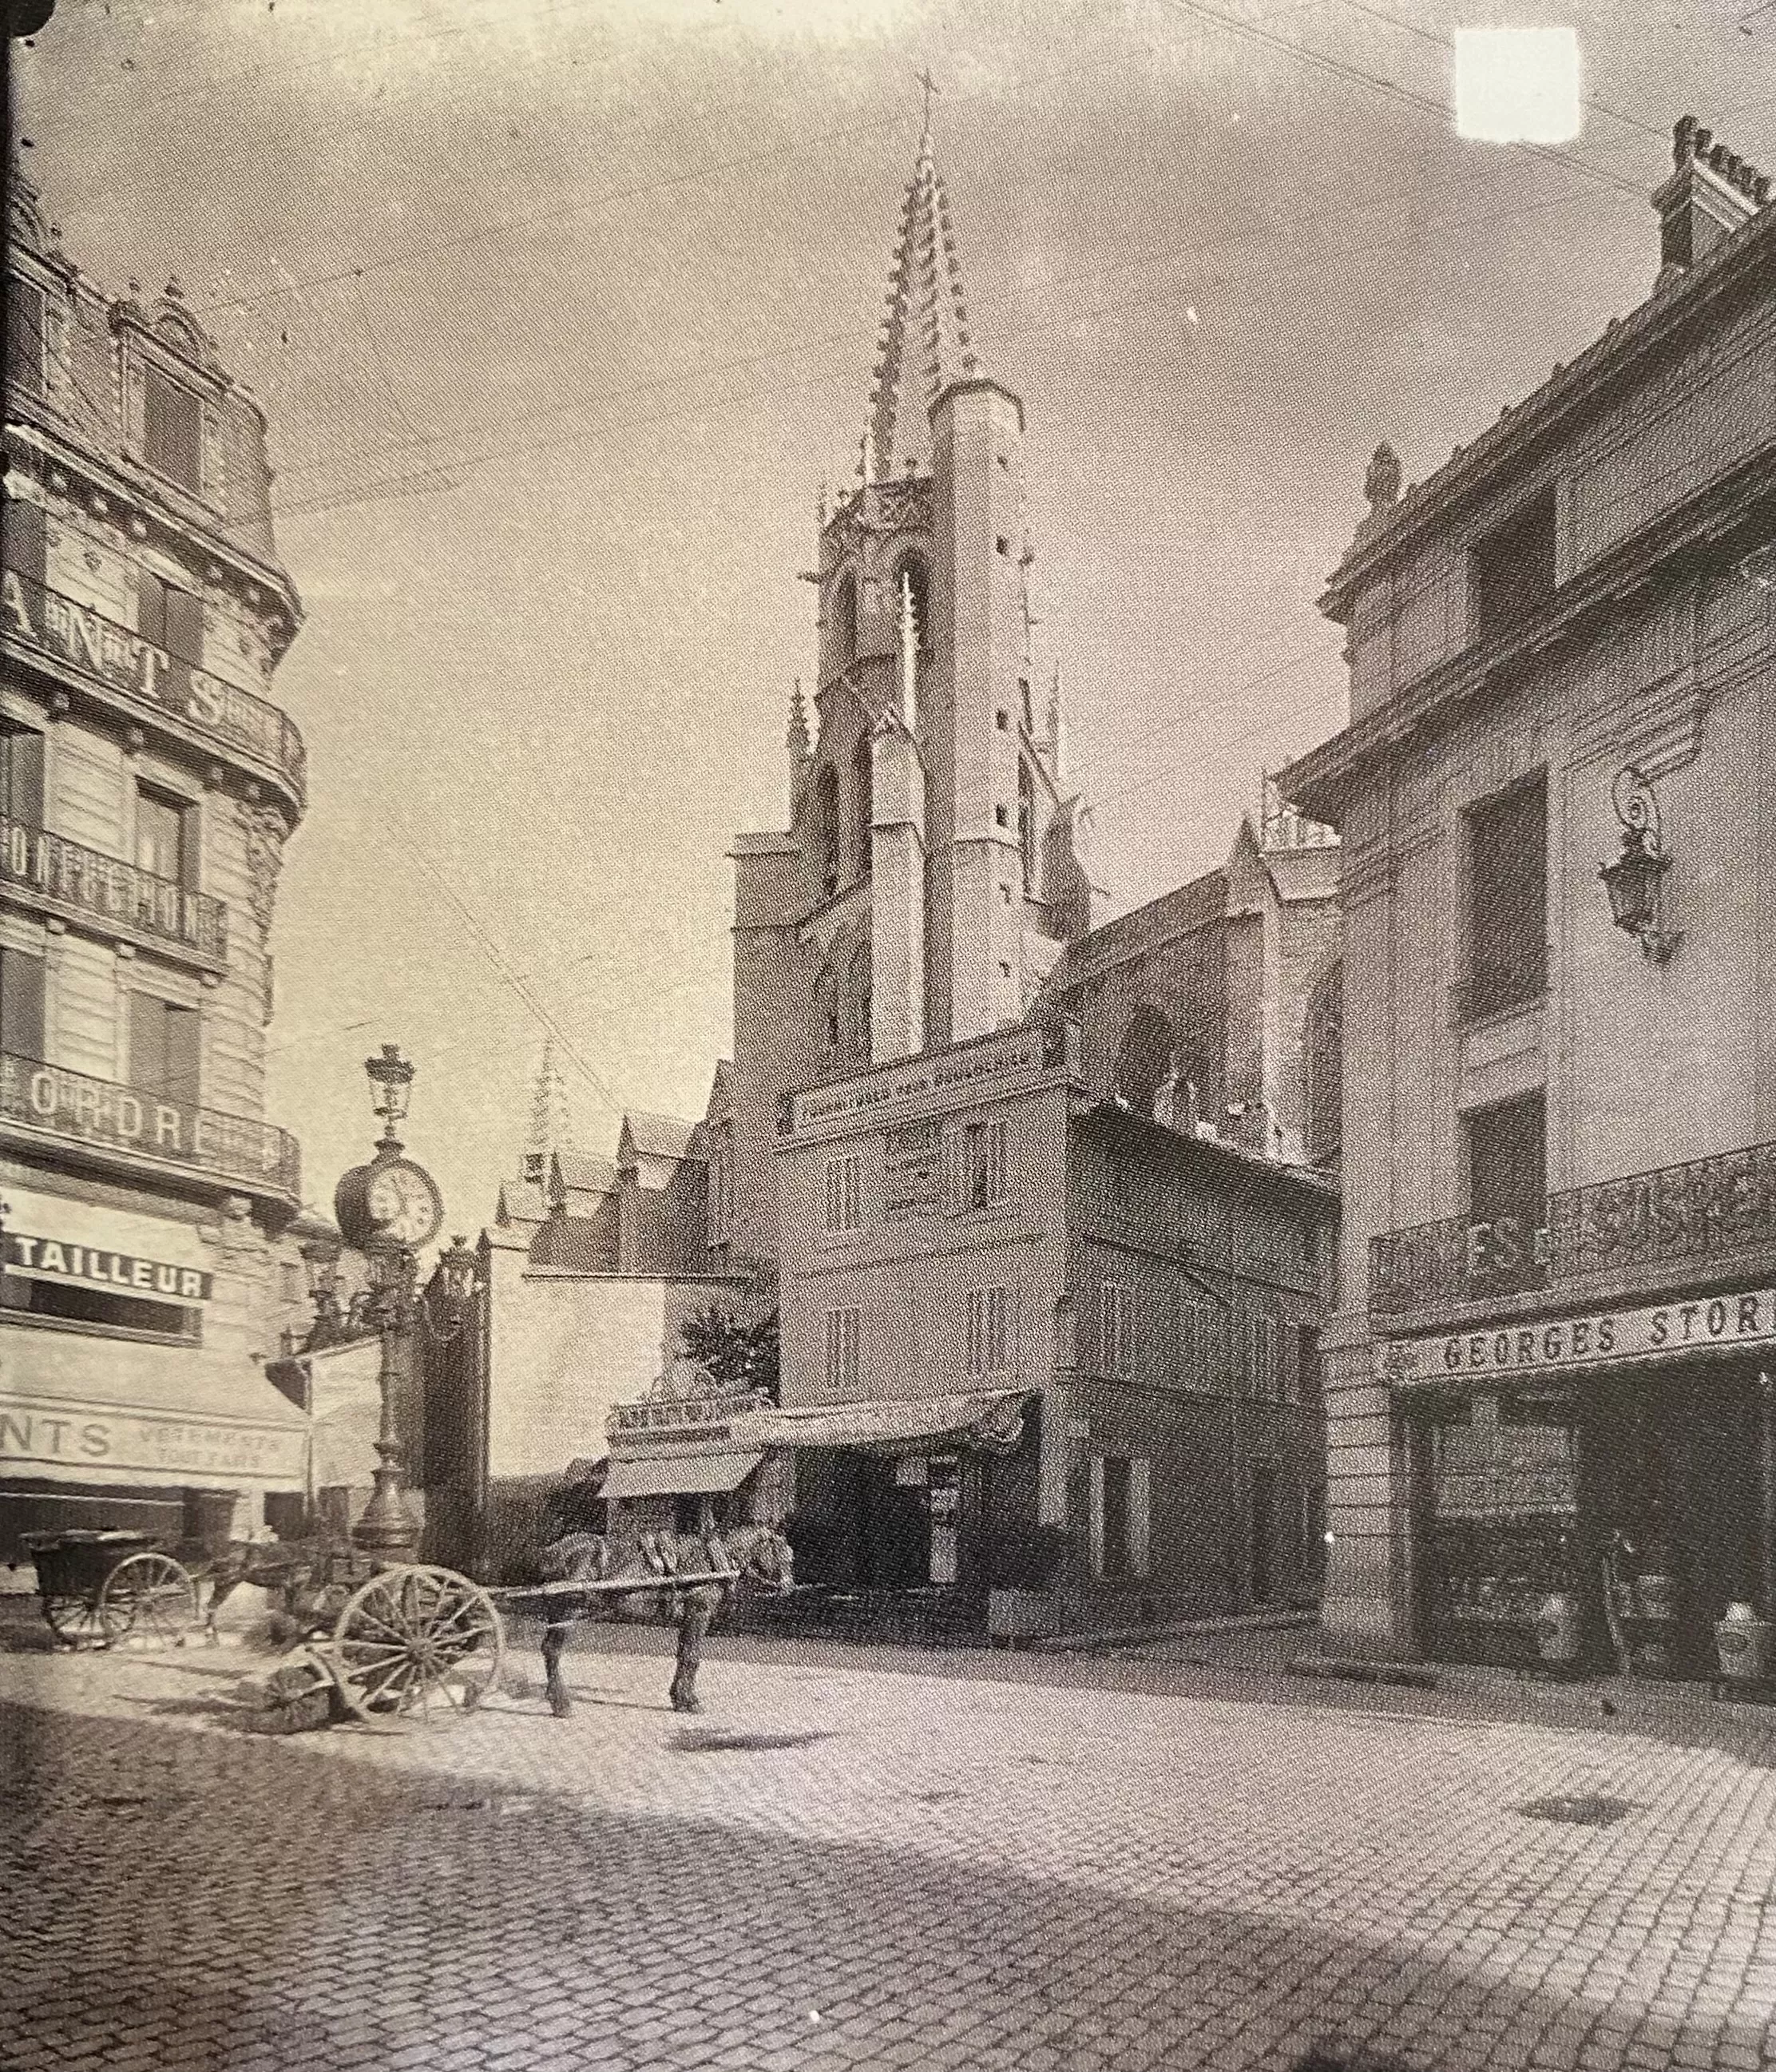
<box><xmin>332</xmin><ymin>1045</ymin><xmax>446</xmax><ymax>1564</ymax></box>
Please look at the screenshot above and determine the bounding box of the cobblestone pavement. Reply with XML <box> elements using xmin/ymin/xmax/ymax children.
<box><xmin>5</xmin><ymin>1632</ymin><xmax>1776</xmax><ymax>2072</ymax></box>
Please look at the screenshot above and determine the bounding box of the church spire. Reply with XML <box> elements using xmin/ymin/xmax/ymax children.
<box><xmin>525</xmin><ymin>1036</ymin><xmax>573</xmax><ymax>1185</ymax></box>
<box><xmin>862</xmin><ymin>87</ymin><xmax>982</xmax><ymax>482</ymax></box>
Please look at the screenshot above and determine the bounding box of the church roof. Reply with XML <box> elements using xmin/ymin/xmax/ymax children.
<box><xmin>551</xmin><ymin>1149</ymin><xmax>617</xmax><ymax>1197</ymax></box>
<box><xmin>863</xmin><ymin>125</ymin><xmax>982</xmax><ymax>481</ymax></box>
<box><xmin>618</xmin><ymin>1110</ymin><xmax>704</xmax><ymax>1164</ymax></box>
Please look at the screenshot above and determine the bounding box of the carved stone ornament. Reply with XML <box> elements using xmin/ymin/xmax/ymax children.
<box><xmin>1365</xmin><ymin>442</ymin><xmax>1402</xmax><ymax>514</ymax></box>
<box><xmin>239</xmin><ymin>802</ymin><xmax>288</xmax><ymax>945</ymax></box>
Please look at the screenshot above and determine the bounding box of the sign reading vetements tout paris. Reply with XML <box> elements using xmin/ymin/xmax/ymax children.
<box><xmin>1378</xmin><ymin>1284</ymin><xmax>1776</xmax><ymax>1387</ymax></box>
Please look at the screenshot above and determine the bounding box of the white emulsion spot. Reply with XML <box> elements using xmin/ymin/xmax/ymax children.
<box><xmin>1453</xmin><ymin>26</ymin><xmax>1583</xmax><ymax>145</ymax></box>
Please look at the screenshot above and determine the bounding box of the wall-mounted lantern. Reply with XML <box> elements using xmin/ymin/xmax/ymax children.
<box><xmin>1600</xmin><ymin>764</ymin><xmax>1681</xmax><ymax>963</ymax></box>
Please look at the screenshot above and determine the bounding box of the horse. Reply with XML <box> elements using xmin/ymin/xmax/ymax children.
<box><xmin>200</xmin><ymin>1534</ymin><xmax>358</xmax><ymax>1645</ymax></box>
<box><xmin>534</xmin><ymin>1523</ymin><xmax>795</xmax><ymax>1717</ymax></box>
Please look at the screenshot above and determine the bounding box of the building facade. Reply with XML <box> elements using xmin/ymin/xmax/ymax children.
<box><xmin>0</xmin><ymin>166</ymin><xmax>311</xmax><ymax>1564</ymax></box>
<box><xmin>1282</xmin><ymin>119</ymin><xmax>1776</xmax><ymax>1673</ymax></box>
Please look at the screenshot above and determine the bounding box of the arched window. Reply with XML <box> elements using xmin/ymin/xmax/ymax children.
<box><xmin>1304</xmin><ymin>960</ymin><xmax>1343</xmax><ymax>1166</ymax></box>
<box><xmin>1112</xmin><ymin>1005</ymin><xmax>1175</xmax><ymax>1119</ymax></box>
<box><xmin>1017</xmin><ymin>760</ymin><xmax>1037</xmax><ymax>895</ymax></box>
<box><xmin>815</xmin><ymin>763</ymin><xmax>841</xmax><ymax>899</ymax></box>
<box><xmin>831</xmin><ymin>569</ymin><xmax>858</xmax><ymax>671</ymax></box>
<box><xmin>894</xmin><ymin>554</ymin><xmax>930</xmax><ymax>650</ymax></box>
<box><xmin>854</xmin><ymin>727</ymin><xmax>874</xmax><ymax>877</ymax></box>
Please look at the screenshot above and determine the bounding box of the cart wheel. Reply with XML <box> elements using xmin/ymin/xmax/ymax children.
<box><xmin>249</xmin><ymin>1649</ymin><xmax>340</xmax><ymax>1734</ymax></box>
<box><xmin>99</xmin><ymin>1552</ymin><xmax>198</xmax><ymax>1648</ymax></box>
<box><xmin>331</xmin><ymin>1565</ymin><xmax>505</xmax><ymax>1725</ymax></box>
<box><xmin>42</xmin><ymin>1590</ymin><xmax>113</xmax><ymax>1649</ymax></box>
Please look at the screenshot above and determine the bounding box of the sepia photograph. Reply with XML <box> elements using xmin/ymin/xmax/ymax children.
<box><xmin>3</xmin><ymin>1</ymin><xmax>1776</xmax><ymax>2066</ymax></box>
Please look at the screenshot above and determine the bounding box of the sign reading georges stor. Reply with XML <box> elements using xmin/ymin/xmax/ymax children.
<box><xmin>3</xmin><ymin>1231</ymin><xmax>212</xmax><ymax>1303</ymax></box>
<box><xmin>1379</xmin><ymin>1285</ymin><xmax>1776</xmax><ymax>1386</ymax></box>
<box><xmin>791</xmin><ymin>1023</ymin><xmax>1065</xmax><ymax>1136</ymax></box>
<box><xmin>0</xmin><ymin>1396</ymin><xmax>306</xmax><ymax>1485</ymax></box>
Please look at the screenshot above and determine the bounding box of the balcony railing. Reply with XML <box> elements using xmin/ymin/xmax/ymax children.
<box><xmin>1370</xmin><ymin>1139</ymin><xmax>1776</xmax><ymax>1319</ymax></box>
<box><xmin>0</xmin><ymin>1051</ymin><xmax>300</xmax><ymax>1199</ymax></box>
<box><xmin>0</xmin><ymin>816</ymin><xmax>227</xmax><ymax>963</ymax></box>
<box><xmin>1450</xmin><ymin>943</ymin><xmax>1549</xmax><ymax>1026</ymax></box>
<box><xmin>1</xmin><ymin>567</ymin><xmax>305</xmax><ymax>802</ymax></box>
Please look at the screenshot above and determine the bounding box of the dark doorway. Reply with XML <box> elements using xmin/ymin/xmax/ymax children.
<box><xmin>1251</xmin><ymin>1459</ymin><xmax>1278</xmax><ymax>1603</ymax></box>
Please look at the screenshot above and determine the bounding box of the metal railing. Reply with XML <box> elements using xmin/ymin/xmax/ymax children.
<box><xmin>1</xmin><ymin>566</ymin><xmax>305</xmax><ymax>801</ymax></box>
<box><xmin>1370</xmin><ymin>1137</ymin><xmax>1776</xmax><ymax>1317</ymax></box>
<box><xmin>1450</xmin><ymin>942</ymin><xmax>1549</xmax><ymax>1026</ymax></box>
<box><xmin>0</xmin><ymin>816</ymin><xmax>227</xmax><ymax>960</ymax></box>
<box><xmin>0</xmin><ymin>1050</ymin><xmax>300</xmax><ymax>1197</ymax></box>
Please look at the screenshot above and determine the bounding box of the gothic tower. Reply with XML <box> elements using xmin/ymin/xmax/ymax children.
<box><xmin>723</xmin><ymin>116</ymin><xmax>1095</xmax><ymax>1269</ymax></box>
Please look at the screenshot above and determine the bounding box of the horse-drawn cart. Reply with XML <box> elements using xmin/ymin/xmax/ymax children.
<box><xmin>21</xmin><ymin>1530</ymin><xmax>200</xmax><ymax>1650</ymax></box>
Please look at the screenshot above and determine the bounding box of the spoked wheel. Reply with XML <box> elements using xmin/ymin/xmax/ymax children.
<box><xmin>331</xmin><ymin>1565</ymin><xmax>505</xmax><ymax>1726</ymax></box>
<box><xmin>99</xmin><ymin>1553</ymin><xmax>199</xmax><ymax>1648</ymax></box>
<box><xmin>42</xmin><ymin>1590</ymin><xmax>114</xmax><ymax>1649</ymax></box>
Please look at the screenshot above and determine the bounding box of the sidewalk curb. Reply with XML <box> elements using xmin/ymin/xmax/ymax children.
<box><xmin>1028</xmin><ymin>1608</ymin><xmax>1316</xmax><ymax>1653</ymax></box>
<box><xmin>1286</xmin><ymin>1653</ymin><xmax>1440</xmax><ymax>1690</ymax></box>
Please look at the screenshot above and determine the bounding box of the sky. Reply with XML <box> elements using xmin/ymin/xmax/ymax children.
<box><xmin>13</xmin><ymin>0</ymin><xmax>1773</xmax><ymax>1254</ymax></box>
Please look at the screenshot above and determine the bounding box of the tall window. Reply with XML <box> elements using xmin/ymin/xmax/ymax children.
<box><xmin>1090</xmin><ymin>1454</ymin><xmax>1150</xmax><ymax>1580</ymax></box>
<box><xmin>831</xmin><ymin>569</ymin><xmax>858</xmax><ymax>670</ymax></box>
<box><xmin>1100</xmin><ymin>1280</ymin><xmax>1133</xmax><ymax>1378</ymax></box>
<box><xmin>823</xmin><ymin>1306</ymin><xmax>860</xmax><ymax>1392</ymax></box>
<box><xmin>1473</xmin><ymin>487</ymin><xmax>1556</xmax><ymax>638</ymax></box>
<box><xmin>143</xmin><ymin>365</ymin><xmax>203</xmax><ymax>493</ymax></box>
<box><xmin>1250</xmin><ymin>1312</ymin><xmax>1280</xmax><ymax>1401</ymax></box>
<box><xmin>136</xmin><ymin>786</ymin><xmax>195</xmax><ymax>888</ymax></box>
<box><xmin>0</xmin><ymin>721</ymin><xmax>45</xmax><ymax>825</ymax></box>
<box><xmin>823</xmin><ymin>1153</ymin><xmax>862</xmax><ymax>1235</ymax></box>
<box><xmin>2</xmin><ymin>494</ymin><xmax>46</xmax><ymax>593</ymax></box>
<box><xmin>815</xmin><ymin>763</ymin><xmax>841</xmax><ymax>899</ymax></box>
<box><xmin>950</xmin><ymin>1116</ymin><xmax>1009</xmax><ymax>1210</ymax></box>
<box><xmin>709</xmin><ymin>1123</ymin><xmax>734</xmax><ymax>1248</ymax></box>
<box><xmin>1303</xmin><ymin>961</ymin><xmax>1342</xmax><ymax>1165</ymax></box>
<box><xmin>0</xmin><ymin>946</ymin><xmax>46</xmax><ymax>1059</ymax></box>
<box><xmin>138</xmin><ymin>570</ymin><xmax>205</xmax><ymax>672</ymax></box>
<box><xmin>853</xmin><ymin>728</ymin><xmax>874</xmax><ymax>876</ymax></box>
<box><xmin>1465</xmin><ymin>1091</ymin><xmax>1547</xmax><ymax>1295</ymax></box>
<box><xmin>6</xmin><ymin>277</ymin><xmax>44</xmax><ymax>395</ymax></box>
<box><xmin>129</xmin><ymin>993</ymin><xmax>201</xmax><ymax>1105</ymax></box>
<box><xmin>1463</xmin><ymin>775</ymin><xmax>1547</xmax><ymax>1020</ymax></box>
<box><xmin>1017</xmin><ymin>760</ymin><xmax>1037</xmax><ymax>894</ymax></box>
<box><xmin>965</xmin><ymin>1286</ymin><xmax>1011</xmax><ymax>1377</ymax></box>
<box><xmin>894</xmin><ymin>555</ymin><xmax>930</xmax><ymax>649</ymax></box>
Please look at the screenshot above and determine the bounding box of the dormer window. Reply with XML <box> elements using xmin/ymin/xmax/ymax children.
<box><xmin>143</xmin><ymin>364</ymin><xmax>202</xmax><ymax>493</ymax></box>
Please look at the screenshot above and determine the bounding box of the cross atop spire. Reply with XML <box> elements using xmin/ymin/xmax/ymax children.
<box><xmin>861</xmin><ymin>101</ymin><xmax>981</xmax><ymax>482</ymax></box>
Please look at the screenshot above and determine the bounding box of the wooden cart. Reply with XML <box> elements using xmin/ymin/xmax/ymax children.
<box><xmin>22</xmin><ymin>1530</ymin><xmax>200</xmax><ymax>1650</ymax></box>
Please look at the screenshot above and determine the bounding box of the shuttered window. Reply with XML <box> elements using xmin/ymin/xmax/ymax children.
<box><xmin>6</xmin><ymin>278</ymin><xmax>44</xmax><ymax>394</ymax></box>
<box><xmin>823</xmin><ymin>1154</ymin><xmax>862</xmax><ymax>1234</ymax></box>
<box><xmin>129</xmin><ymin>994</ymin><xmax>201</xmax><ymax>1105</ymax></box>
<box><xmin>0</xmin><ymin>947</ymin><xmax>46</xmax><ymax>1059</ymax></box>
<box><xmin>823</xmin><ymin>1307</ymin><xmax>860</xmax><ymax>1393</ymax></box>
<box><xmin>143</xmin><ymin>365</ymin><xmax>202</xmax><ymax>492</ymax></box>
<box><xmin>1100</xmin><ymin>1280</ymin><xmax>1133</xmax><ymax>1378</ymax></box>
<box><xmin>0</xmin><ymin>722</ymin><xmax>45</xmax><ymax>825</ymax></box>
<box><xmin>965</xmin><ymin>1286</ymin><xmax>1010</xmax><ymax>1377</ymax></box>
<box><xmin>2</xmin><ymin>494</ymin><xmax>46</xmax><ymax>593</ymax></box>
<box><xmin>136</xmin><ymin>787</ymin><xmax>195</xmax><ymax>889</ymax></box>
<box><xmin>138</xmin><ymin>571</ymin><xmax>204</xmax><ymax>665</ymax></box>
<box><xmin>1090</xmin><ymin>1454</ymin><xmax>1151</xmax><ymax>1580</ymax></box>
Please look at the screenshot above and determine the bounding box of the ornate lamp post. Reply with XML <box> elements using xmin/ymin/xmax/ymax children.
<box><xmin>1600</xmin><ymin>764</ymin><xmax>1682</xmax><ymax>963</ymax></box>
<box><xmin>333</xmin><ymin>1046</ymin><xmax>445</xmax><ymax>1563</ymax></box>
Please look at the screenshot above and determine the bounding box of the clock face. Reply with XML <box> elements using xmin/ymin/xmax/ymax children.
<box><xmin>364</xmin><ymin>1160</ymin><xmax>442</xmax><ymax>1248</ymax></box>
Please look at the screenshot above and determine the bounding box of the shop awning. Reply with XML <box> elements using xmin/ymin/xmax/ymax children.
<box><xmin>745</xmin><ymin>1388</ymin><xmax>1033</xmax><ymax>1457</ymax></box>
<box><xmin>603</xmin><ymin>1450</ymin><xmax>765</xmax><ymax>1500</ymax></box>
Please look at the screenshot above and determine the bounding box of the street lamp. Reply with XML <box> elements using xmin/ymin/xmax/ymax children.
<box><xmin>364</xmin><ymin>1041</ymin><xmax>415</xmax><ymax>1151</ymax></box>
<box><xmin>1600</xmin><ymin>764</ymin><xmax>1681</xmax><ymax>963</ymax></box>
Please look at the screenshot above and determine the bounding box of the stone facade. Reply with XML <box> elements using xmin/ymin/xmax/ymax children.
<box><xmin>1282</xmin><ymin>119</ymin><xmax>1776</xmax><ymax>1668</ymax></box>
<box><xmin>0</xmin><ymin>165</ymin><xmax>311</xmax><ymax>1565</ymax></box>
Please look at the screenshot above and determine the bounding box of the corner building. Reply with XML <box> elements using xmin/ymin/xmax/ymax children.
<box><xmin>0</xmin><ymin>167</ymin><xmax>310</xmax><ymax>1560</ymax></box>
<box><xmin>1283</xmin><ymin>121</ymin><xmax>1776</xmax><ymax>1673</ymax></box>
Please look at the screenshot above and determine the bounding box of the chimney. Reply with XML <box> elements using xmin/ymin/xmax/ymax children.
<box><xmin>1653</xmin><ymin>116</ymin><xmax>1771</xmax><ymax>288</ymax></box>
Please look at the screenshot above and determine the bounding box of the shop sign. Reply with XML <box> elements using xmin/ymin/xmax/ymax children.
<box><xmin>2</xmin><ymin>1230</ymin><xmax>212</xmax><ymax>1304</ymax></box>
<box><xmin>1380</xmin><ymin>1284</ymin><xmax>1776</xmax><ymax>1387</ymax></box>
<box><xmin>0</xmin><ymin>1395</ymin><xmax>305</xmax><ymax>1484</ymax></box>
<box><xmin>790</xmin><ymin>1024</ymin><xmax>1064</xmax><ymax>1136</ymax></box>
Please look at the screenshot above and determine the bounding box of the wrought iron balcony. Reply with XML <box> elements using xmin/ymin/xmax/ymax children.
<box><xmin>0</xmin><ymin>566</ymin><xmax>305</xmax><ymax>804</ymax></box>
<box><xmin>1450</xmin><ymin>942</ymin><xmax>1549</xmax><ymax>1026</ymax></box>
<box><xmin>0</xmin><ymin>1051</ymin><xmax>300</xmax><ymax>1201</ymax></box>
<box><xmin>0</xmin><ymin>816</ymin><xmax>228</xmax><ymax>964</ymax></box>
<box><xmin>1370</xmin><ymin>1138</ymin><xmax>1776</xmax><ymax>1319</ymax></box>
